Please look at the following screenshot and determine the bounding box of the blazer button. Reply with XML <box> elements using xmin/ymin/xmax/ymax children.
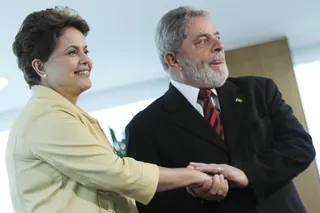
<box><xmin>98</xmin><ymin>190</ymin><xmax>110</xmax><ymax>195</ymax></box>
<box><xmin>232</xmin><ymin>161</ymin><xmax>238</xmax><ymax>167</ymax></box>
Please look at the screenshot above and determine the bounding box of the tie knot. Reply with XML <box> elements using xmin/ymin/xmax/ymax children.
<box><xmin>198</xmin><ymin>89</ymin><xmax>212</xmax><ymax>99</ymax></box>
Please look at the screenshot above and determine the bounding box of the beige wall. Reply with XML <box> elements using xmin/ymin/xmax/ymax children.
<box><xmin>225</xmin><ymin>38</ymin><xmax>320</xmax><ymax>213</ymax></box>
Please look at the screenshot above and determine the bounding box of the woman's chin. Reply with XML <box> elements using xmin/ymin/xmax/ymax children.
<box><xmin>78</xmin><ymin>81</ymin><xmax>92</xmax><ymax>93</ymax></box>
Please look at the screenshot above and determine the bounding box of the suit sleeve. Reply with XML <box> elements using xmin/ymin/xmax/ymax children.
<box><xmin>27</xmin><ymin>109</ymin><xmax>159</xmax><ymax>205</ymax></box>
<box><xmin>241</xmin><ymin>78</ymin><xmax>315</xmax><ymax>200</ymax></box>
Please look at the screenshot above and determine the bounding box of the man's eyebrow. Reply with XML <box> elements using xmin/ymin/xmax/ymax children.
<box><xmin>195</xmin><ymin>32</ymin><xmax>220</xmax><ymax>39</ymax></box>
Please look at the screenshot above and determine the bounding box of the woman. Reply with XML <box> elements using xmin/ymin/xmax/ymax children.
<box><xmin>5</xmin><ymin>6</ymin><xmax>215</xmax><ymax>213</ymax></box>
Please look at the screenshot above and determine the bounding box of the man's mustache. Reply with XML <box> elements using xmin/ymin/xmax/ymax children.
<box><xmin>208</xmin><ymin>54</ymin><xmax>225</xmax><ymax>64</ymax></box>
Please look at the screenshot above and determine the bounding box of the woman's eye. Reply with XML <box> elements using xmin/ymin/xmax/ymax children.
<box><xmin>68</xmin><ymin>50</ymin><xmax>77</xmax><ymax>55</ymax></box>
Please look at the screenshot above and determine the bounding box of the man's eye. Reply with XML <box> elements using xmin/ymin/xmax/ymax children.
<box><xmin>199</xmin><ymin>39</ymin><xmax>207</xmax><ymax>44</ymax></box>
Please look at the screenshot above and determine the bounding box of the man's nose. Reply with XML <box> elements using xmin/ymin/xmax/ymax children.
<box><xmin>211</xmin><ymin>39</ymin><xmax>224</xmax><ymax>53</ymax></box>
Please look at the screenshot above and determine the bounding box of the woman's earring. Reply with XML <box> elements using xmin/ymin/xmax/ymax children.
<box><xmin>43</xmin><ymin>74</ymin><xmax>48</xmax><ymax>79</ymax></box>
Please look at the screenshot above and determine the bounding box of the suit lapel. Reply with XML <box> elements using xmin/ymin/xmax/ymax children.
<box><xmin>217</xmin><ymin>80</ymin><xmax>246</xmax><ymax>149</ymax></box>
<box><xmin>163</xmin><ymin>84</ymin><xmax>228</xmax><ymax>152</ymax></box>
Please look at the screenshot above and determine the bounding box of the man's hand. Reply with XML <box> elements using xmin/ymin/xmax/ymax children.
<box><xmin>186</xmin><ymin>165</ymin><xmax>228</xmax><ymax>201</ymax></box>
<box><xmin>189</xmin><ymin>162</ymin><xmax>249</xmax><ymax>188</ymax></box>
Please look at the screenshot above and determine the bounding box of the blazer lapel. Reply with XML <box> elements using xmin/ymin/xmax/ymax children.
<box><xmin>163</xmin><ymin>84</ymin><xmax>228</xmax><ymax>152</ymax></box>
<box><xmin>217</xmin><ymin>80</ymin><xmax>246</xmax><ymax>149</ymax></box>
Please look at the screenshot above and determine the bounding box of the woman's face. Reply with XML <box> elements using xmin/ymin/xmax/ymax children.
<box><xmin>35</xmin><ymin>27</ymin><xmax>92</xmax><ymax>101</ymax></box>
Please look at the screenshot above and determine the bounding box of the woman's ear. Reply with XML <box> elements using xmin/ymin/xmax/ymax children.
<box><xmin>31</xmin><ymin>59</ymin><xmax>47</xmax><ymax>79</ymax></box>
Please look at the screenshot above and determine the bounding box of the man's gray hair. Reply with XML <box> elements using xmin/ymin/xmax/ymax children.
<box><xmin>155</xmin><ymin>6</ymin><xmax>210</xmax><ymax>70</ymax></box>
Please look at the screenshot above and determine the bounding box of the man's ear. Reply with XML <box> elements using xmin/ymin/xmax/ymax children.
<box><xmin>31</xmin><ymin>59</ymin><xmax>46</xmax><ymax>78</ymax></box>
<box><xmin>164</xmin><ymin>52</ymin><xmax>182</xmax><ymax>70</ymax></box>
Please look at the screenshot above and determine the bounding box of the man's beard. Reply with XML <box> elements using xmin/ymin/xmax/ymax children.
<box><xmin>177</xmin><ymin>53</ymin><xmax>229</xmax><ymax>88</ymax></box>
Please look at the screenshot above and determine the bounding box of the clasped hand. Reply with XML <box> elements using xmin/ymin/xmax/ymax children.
<box><xmin>186</xmin><ymin>163</ymin><xmax>249</xmax><ymax>201</ymax></box>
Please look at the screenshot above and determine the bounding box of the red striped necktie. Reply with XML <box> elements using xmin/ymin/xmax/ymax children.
<box><xmin>198</xmin><ymin>89</ymin><xmax>225</xmax><ymax>141</ymax></box>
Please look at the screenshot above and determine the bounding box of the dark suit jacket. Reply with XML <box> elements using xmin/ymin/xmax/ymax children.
<box><xmin>125</xmin><ymin>76</ymin><xmax>315</xmax><ymax>213</ymax></box>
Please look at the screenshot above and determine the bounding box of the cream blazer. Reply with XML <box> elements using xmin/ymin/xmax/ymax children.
<box><xmin>5</xmin><ymin>85</ymin><xmax>159</xmax><ymax>213</ymax></box>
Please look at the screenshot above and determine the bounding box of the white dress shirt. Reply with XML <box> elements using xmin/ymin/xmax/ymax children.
<box><xmin>170</xmin><ymin>80</ymin><xmax>221</xmax><ymax>117</ymax></box>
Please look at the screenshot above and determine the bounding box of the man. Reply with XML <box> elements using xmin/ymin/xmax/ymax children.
<box><xmin>125</xmin><ymin>6</ymin><xmax>315</xmax><ymax>213</ymax></box>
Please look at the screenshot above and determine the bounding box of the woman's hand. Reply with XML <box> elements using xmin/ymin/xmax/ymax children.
<box><xmin>156</xmin><ymin>166</ymin><xmax>212</xmax><ymax>192</ymax></box>
<box><xmin>186</xmin><ymin>165</ymin><xmax>229</xmax><ymax>201</ymax></box>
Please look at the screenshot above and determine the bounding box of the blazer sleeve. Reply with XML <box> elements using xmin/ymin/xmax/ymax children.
<box><xmin>27</xmin><ymin>108</ymin><xmax>159</xmax><ymax>205</ymax></box>
<box><xmin>241</xmin><ymin>78</ymin><xmax>315</xmax><ymax>200</ymax></box>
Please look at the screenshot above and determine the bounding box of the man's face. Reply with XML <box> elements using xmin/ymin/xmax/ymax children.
<box><xmin>177</xmin><ymin>16</ymin><xmax>229</xmax><ymax>88</ymax></box>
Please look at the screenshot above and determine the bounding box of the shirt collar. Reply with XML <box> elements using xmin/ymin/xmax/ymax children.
<box><xmin>170</xmin><ymin>79</ymin><xmax>218</xmax><ymax>108</ymax></box>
